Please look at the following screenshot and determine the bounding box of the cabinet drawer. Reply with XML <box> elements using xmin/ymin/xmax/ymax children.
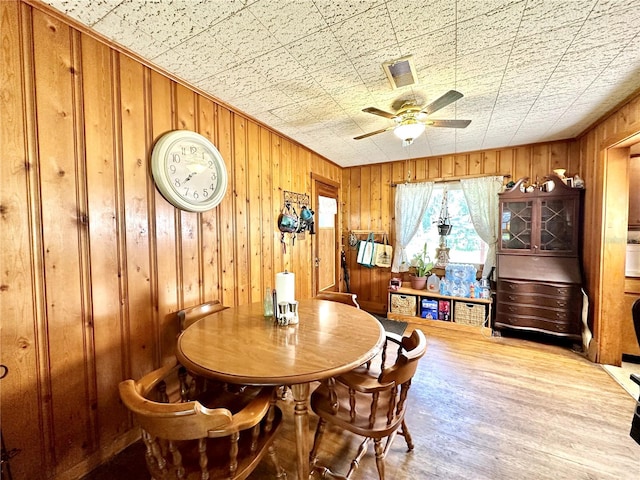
<box><xmin>497</xmin><ymin>292</ymin><xmax>582</xmax><ymax>310</ymax></box>
<box><xmin>496</xmin><ymin>302</ymin><xmax>578</xmax><ymax>322</ymax></box>
<box><xmin>498</xmin><ymin>280</ymin><xmax>578</xmax><ymax>297</ymax></box>
<box><xmin>495</xmin><ymin>313</ymin><xmax>580</xmax><ymax>335</ymax></box>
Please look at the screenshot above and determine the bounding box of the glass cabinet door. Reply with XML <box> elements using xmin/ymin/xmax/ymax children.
<box><xmin>539</xmin><ymin>198</ymin><xmax>576</xmax><ymax>253</ymax></box>
<box><xmin>500</xmin><ymin>200</ymin><xmax>532</xmax><ymax>251</ymax></box>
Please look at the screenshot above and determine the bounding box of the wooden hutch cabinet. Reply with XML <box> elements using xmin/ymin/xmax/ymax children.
<box><xmin>495</xmin><ymin>175</ymin><xmax>584</xmax><ymax>341</ymax></box>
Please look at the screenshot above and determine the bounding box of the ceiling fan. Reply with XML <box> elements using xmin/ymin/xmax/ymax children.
<box><xmin>354</xmin><ymin>90</ymin><xmax>471</xmax><ymax>146</ymax></box>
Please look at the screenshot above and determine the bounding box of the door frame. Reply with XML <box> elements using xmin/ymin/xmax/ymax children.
<box><xmin>311</xmin><ymin>174</ymin><xmax>340</xmax><ymax>296</ymax></box>
<box><xmin>594</xmin><ymin>129</ymin><xmax>640</xmax><ymax>364</ymax></box>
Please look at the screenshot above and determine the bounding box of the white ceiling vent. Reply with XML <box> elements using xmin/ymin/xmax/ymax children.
<box><xmin>382</xmin><ymin>56</ymin><xmax>418</xmax><ymax>90</ymax></box>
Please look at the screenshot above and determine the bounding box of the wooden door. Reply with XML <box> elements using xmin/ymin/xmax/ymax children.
<box><xmin>313</xmin><ymin>179</ymin><xmax>339</xmax><ymax>295</ymax></box>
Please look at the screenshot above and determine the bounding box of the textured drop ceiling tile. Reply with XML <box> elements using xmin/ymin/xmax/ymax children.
<box><xmin>572</xmin><ymin>8</ymin><xmax>640</xmax><ymax>53</ymax></box>
<box><xmin>456</xmin><ymin>72</ymin><xmax>504</xmax><ymax>97</ymax></box>
<box><xmin>456</xmin><ymin>0</ymin><xmax>525</xmax><ymax>23</ymax></box>
<box><xmin>248</xmin><ymin>0</ymin><xmax>327</xmax><ymax>45</ymax></box>
<box><xmin>592</xmin><ymin>0</ymin><xmax>640</xmax><ymax>17</ymax></box>
<box><xmin>250</xmin><ymin>47</ymin><xmax>307</xmax><ymax>84</ymax></box>
<box><xmin>152</xmin><ymin>32</ymin><xmax>235</xmax><ymax>82</ymax></box>
<box><xmin>311</xmin><ymin>61</ymin><xmax>365</xmax><ymax>98</ymax></box>
<box><xmin>313</xmin><ymin>0</ymin><xmax>385</xmax><ymax>26</ymax></box>
<box><xmin>400</xmin><ymin>26</ymin><xmax>457</xmax><ymax>69</ymax></box>
<box><xmin>210</xmin><ymin>8</ymin><xmax>282</xmax><ymax>62</ymax></box>
<box><xmin>285</xmin><ymin>29</ymin><xmax>346</xmax><ymax>74</ymax></box>
<box><xmin>92</xmin><ymin>11</ymin><xmax>170</xmax><ymax>59</ymax></box>
<box><xmin>274</xmin><ymin>74</ymin><xmax>323</xmax><ymax>105</ymax></box>
<box><xmin>196</xmin><ymin>62</ymin><xmax>270</xmax><ymax>99</ymax></box>
<box><xmin>349</xmin><ymin>46</ymin><xmax>404</xmax><ymax>87</ymax></box>
<box><xmin>329</xmin><ymin>5</ymin><xmax>398</xmax><ymax>60</ymax></box>
<box><xmin>456</xmin><ymin>2</ymin><xmax>525</xmax><ymax>56</ymax></box>
<box><xmin>112</xmin><ymin>0</ymin><xmax>242</xmax><ymax>48</ymax></box>
<box><xmin>387</xmin><ymin>0</ymin><xmax>456</xmax><ymax>41</ymax></box>
<box><xmin>508</xmin><ymin>23</ymin><xmax>580</xmax><ymax>69</ymax></box>
<box><xmin>517</xmin><ymin>0</ymin><xmax>597</xmax><ymax>38</ymax></box>
<box><xmin>45</xmin><ymin>0</ymin><xmax>124</xmax><ymax>25</ymax></box>
<box><xmin>456</xmin><ymin>44</ymin><xmax>511</xmax><ymax>81</ymax></box>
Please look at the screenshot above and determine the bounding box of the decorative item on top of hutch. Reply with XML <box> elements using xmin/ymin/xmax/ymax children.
<box><xmin>495</xmin><ymin>173</ymin><xmax>584</xmax><ymax>343</ymax></box>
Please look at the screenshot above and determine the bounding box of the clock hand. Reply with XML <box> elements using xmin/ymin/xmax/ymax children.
<box><xmin>183</xmin><ymin>172</ymin><xmax>196</xmax><ymax>183</ymax></box>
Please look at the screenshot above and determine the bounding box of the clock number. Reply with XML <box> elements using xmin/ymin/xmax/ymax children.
<box><xmin>169</xmin><ymin>164</ymin><xmax>177</xmax><ymax>174</ymax></box>
<box><xmin>171</xmin><ymin>153</ymin><xmax>181</xmax><ymax>163</ymax></box>
<box><xmin>174</xmin><ymin>178</ymin><xmax>181</xmax><ymax>188</ymax></box>
<box><xmin>202</xmin><ymin>188</ymin><xmax>209</xmax><ymax>198</ymax></box>
<box><xmin>193</xmin><ymin>191</ymin><xmax>199</xmax><ymax>200</ymax></box>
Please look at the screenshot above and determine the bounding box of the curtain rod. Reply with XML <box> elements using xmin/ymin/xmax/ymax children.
<box><xmin>390</xmin><ymin>172</ymin><xmax>511</xmax><ymax>187</ymax></box>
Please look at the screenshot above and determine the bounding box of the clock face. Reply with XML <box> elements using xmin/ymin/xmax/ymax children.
<box><xmin>151</xmin><ymin>131</ymin><xmax>228</xmax><ymax>212</ymax></box>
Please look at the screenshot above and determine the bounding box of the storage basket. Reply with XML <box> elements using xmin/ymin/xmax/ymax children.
<box><xmin>390</xmin><ymin>294</ymin><xmax>417</xmax><ymax>316</ymax></box>
<box><xmin>454</xmin><ymin>302</ymin><xmax>486</xmax><ymax>326</ymax></box>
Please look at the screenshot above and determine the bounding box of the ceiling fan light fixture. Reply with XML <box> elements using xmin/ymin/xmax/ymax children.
<box><xmin>394</xmin><ymin>120</ymin><xmax>426</xmax><ymax>142</ymax></box>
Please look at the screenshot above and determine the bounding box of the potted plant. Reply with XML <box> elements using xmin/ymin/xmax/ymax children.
<box><xmin>409</xmin><ymin>243</ymin><xmax>433</xmax><ymax>290</ymax></box>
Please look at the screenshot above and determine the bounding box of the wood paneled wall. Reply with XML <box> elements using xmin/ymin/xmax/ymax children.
<box><xmin>342</xmin><ymin>141</ymin><xmax>580</xmax><ymax>313</ymax></box>
<box><xmin>1</xmin><ymin>2</ymin><xmax>340</xmax><ymax>478</ymax></box>
<box><xmin>576</xmin><ymin>90</ymin><xmax>640</xmax><ymax>364</ymax></box>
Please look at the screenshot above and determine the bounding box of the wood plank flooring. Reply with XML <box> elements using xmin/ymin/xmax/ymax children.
<box><xmin>84</xmin><ymin>323</ymin><xmax>640</xmax><ymax>479</ymax></box>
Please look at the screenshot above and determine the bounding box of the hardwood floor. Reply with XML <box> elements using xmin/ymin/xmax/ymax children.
<box><xmin>84</xmin><ymin>323</ymin><xmax>639</xmax><ymax>479</ymax></box>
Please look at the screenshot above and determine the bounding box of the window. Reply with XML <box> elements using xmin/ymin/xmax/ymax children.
<box><xmin>405</xmin><ymin>182</ymin><xmax>488</xmax><ymax>267</ymax></box>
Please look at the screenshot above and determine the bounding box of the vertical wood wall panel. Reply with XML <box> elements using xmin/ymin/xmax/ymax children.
<box><xmin>32</xmin><ymin>10</ymin><xmax>90</xmax><ymax>473</ymax></box>
<box><xmin>343</xmin><ymin>141</ymin><xmax>580</xmax><ymax>313</ymax></box>
<box><xmin>150</xmin><ymin>70</ymin><xmax>180</xmax><ymax>362</ymax></box>
<box><xmin>175</xmin><ymin>84</ymin><xmax>200</xmax><ymax>309</ymax></box>
<box><xmin>119</xmin><ymin>55</ymin><xmax>155</xmax><ymax>382</ymax></box>
<box><xmin>233</xmin><ymin>115</ymin><xmax>250</xmax><ymax>304</ymax></box>
<box><xmin>198</xmin><ymin>97</ymin><xmax>222</xmax><ymax>308</ymax></box>
<box><xmin>1</xmin><ymin>2</ymin><xmax>48</xmax><ymax>478</ymax></box>
<box><xmin>81</xmin><ymin>34</ymin><xmax>125</xmax><ymax>446</ymax></box>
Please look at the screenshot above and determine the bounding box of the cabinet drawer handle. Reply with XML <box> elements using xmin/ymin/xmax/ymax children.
<box><xmin>556</xmin><ymin>301</ymin><xmax>567</xmax><ymax>307</ymax></box>
<box><xmin>508</xmin><ymin>295</ymin><xmax>517</xmax><ymax>301</ymax></box>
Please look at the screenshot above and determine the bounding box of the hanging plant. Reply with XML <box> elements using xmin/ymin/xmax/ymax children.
<box><xmin>436</xmin><ymin>187</ymin><xmax>453</xmax><ymax>236</ymax></box>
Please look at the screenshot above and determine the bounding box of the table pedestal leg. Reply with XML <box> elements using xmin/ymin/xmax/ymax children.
<box><xmin>291</xmin><ymin>383</ymin><xmax>311</xmax><ymax>479</ymax></box>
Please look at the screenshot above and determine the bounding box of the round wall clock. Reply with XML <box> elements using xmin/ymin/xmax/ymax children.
<box><xmin>151</xmin><ymin>130</ymin><xmax>228</xmax><ymax>212</ymax></box>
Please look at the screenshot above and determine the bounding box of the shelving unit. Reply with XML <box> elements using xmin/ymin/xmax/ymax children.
<box><xmin>387</xmin><ymin>285</ymin><xmax>493</xmax><ymax>334</ymax></box>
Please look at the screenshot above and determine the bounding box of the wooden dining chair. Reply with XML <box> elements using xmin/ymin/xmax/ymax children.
<box><xmin>119</xmin><ymin>357</ymin><xmax>286</xmax><ymax>479</ymax></box>
<box><xmin>309</xmin><ymin>329</ymin><xmax>427</xmax><ymax>480</ymax></box>
<box><xmin>314</xmin><ymin>291</ymin><xmax>360</xmax><ymax>309</ymax></box>
<box><xmin>178</xmin><ymin>300</ymin><xmax>228</xmax><ymax>331</ymax></box>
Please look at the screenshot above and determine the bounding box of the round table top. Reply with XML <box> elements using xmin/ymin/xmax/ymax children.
<box><xmin>176</xmin><ymin>298</ymin><xmax>385</xmax><ymax>385</ymax></box>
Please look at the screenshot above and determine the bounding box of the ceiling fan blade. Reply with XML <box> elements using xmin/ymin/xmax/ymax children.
<box><xmin>428</xmin><ymin>119</ymin><xmax>471</xmax><ymax>128</ymax></box>
<box><xmin>353</xmin><ymin>127</ymin><xmax>393</xmax><ymax>140</ymax></box>
<box><xmin>421</xmin><ymin>90</ymin><xmax>464</xmax><ymax>115</ymax></box>
<box><xmin>362</xmin><ymin>107</ymin><xmax>397</xmax><ymax>119</ymax></box>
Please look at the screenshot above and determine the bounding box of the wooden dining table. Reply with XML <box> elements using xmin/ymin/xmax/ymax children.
<box><xmin>176</xmin><ymin>298</ymin><xmax>386</xmax><ymax>479</ymax></box>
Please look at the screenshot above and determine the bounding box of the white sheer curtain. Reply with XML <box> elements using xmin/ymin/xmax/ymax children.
<box><xmin>460</xmin><ymin>175</ymin><xmax>504</xmax><ymax>278</ymax></box>
<box><xmin>392</xmin><ymin>182</ymin><xmax>434</xmax><ymax>272</ymax></box>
